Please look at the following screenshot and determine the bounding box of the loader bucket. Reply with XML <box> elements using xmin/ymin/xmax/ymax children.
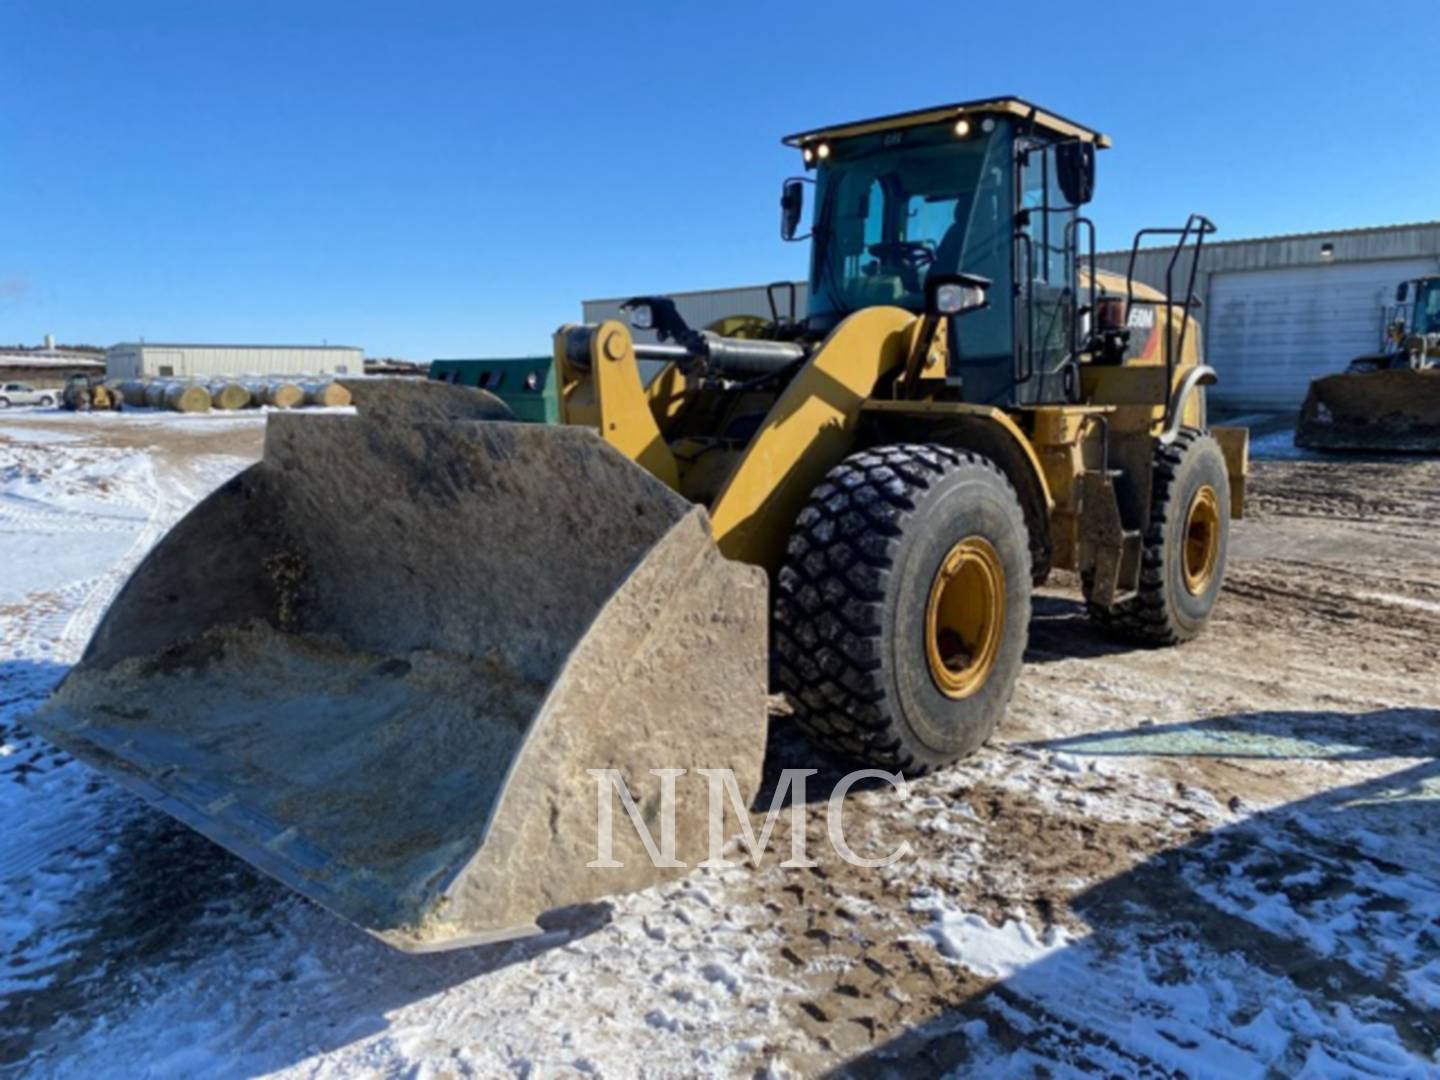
<box><xmin>1296</xmin><ymin>369</ymin><xmax>1440</xmax><ymax>452</ymax></box>
<box><xmin>32</xmin><ymin>413</ymin><xmax>768</xmax><ymax>951</ymax></box>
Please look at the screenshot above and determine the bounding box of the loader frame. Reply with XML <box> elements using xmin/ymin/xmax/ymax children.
<box><xmin>549</xmin><ymin>284</ymin><xmax>1247</xmax><ymax>604</ymax></box>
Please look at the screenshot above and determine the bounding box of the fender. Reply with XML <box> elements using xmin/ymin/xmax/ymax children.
<box><xmin>859</xmin><ymin>400</ymin><xmax>1055</xmax><ymax>581</ymax></box>
<box><xmin>1159</xmin><ymin>364</ymin><xmax>1217</xmax><ymax>445</ymax></box>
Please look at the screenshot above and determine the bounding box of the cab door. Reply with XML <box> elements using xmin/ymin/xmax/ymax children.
<box><xmin>1015</xmin><ymin>140</ymin><xmax>1076</xmax><ymax>404</ymax></box>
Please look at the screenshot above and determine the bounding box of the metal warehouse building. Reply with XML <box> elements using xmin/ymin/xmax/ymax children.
<box><xmin>1095</xmin><ymin>221</ymin><xmax>1440</xmax><ymax>410</ymax></box>
<box><xmin>586</xmin><ymin>221</ymin><xmax>1440</xmax><ymax>411</ymax></box>
<box><xmin>0</xmin><ymin>352</ymin><xmax>105</xmax><ymax>387</ymax></box>
<box><xmin>106</xmin><ymin>343</ymin><xmax>363</xmax><ymax>380</ymax></box>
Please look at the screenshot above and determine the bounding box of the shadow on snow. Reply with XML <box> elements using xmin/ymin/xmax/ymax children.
<box><xmin>830</xmin><ymin>705</ymin><xmax>1440</xmax><ymax>1076</ymax></box>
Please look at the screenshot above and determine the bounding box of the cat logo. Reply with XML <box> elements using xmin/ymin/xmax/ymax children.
<box><xmin>1126</xmin><ymin>306</ymin><xmax>1156</xmax><ymax>330</ymax></box>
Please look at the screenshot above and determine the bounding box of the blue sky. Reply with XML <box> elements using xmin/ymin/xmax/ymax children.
<box><xmin>3</xmin><ymin>1</ymin><xmax>1435</xmax><ymax>359</ymax></box>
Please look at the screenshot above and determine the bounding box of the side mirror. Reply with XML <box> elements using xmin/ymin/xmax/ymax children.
<box><xmin>781</xmin><ymin>178</ymin><xmax>810</xmax><ymax>241</ymax></box>
<box><xmin>1055</xmin><ymin>141</ymin><xmax>1096</xmax><ymax>207</ymax></box>
<box><xmin>1397</xmin><ymin>282</ymin><xmax>1410</xmax><ymax>302</ymax></box>
<box><xmin>926</xmin><ymin>272</ymin><xmax>991</xmax><ymax>317</ymax></box>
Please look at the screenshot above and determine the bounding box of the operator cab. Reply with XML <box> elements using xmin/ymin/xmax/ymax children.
<box><xmin>782</xmin><ymin>98</ymin><xmax>1118</xmax><ymax>409</ymax></box>
<box><xmin>1398</xmin><ymin>276</ymin><xmax>1440</xmax><ymax>335</ymax></box>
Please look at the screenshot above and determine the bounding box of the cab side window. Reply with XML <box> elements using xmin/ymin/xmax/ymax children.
<box><xmin>1018</xmin><ymin>145</ymin><xmax>1074</xmax><ymax>286</ymax></box>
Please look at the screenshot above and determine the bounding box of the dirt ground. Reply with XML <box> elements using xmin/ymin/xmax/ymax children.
<box><xmin>748</xmin><ymin>444</ymin><xmax>1440</xmax><ymax>1073</ymax></box>
<box><xmin>2</xmin><ymin>410</ymin><xmax>1438</xmax><ymax>1076</ymax></box>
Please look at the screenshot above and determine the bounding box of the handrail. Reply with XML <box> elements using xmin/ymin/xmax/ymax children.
<box><xmin>1124</xmin><ymin>214</ymin><xmax>1216</xmax><ymax>427</ymax></box>
<box><xmin>766</xmin><ymin>281</ymin><xmax>799</xmax><ymax>326</ymax></box>
<box><xmin>1014</xmin><ymin>230</ymin><xmax>1037</xmax><ymax>385</ymax></box>
<box><xmin>1067</xmin><ymin>216</ymin><xmax>1096</xmax><ymax>402</ymax></box>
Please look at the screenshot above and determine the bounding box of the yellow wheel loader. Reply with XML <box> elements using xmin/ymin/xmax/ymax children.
<box><xmin>33</xmin><ymin>97</ymin><xmax>1248</xmax><ymax>951</ymax></box>
<box><xmin>1295</xmin><ymin>274</ymin><xmax>1440</xmax><ymax>451</ymax></box>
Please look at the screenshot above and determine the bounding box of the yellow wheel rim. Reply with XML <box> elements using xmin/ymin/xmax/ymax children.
<box><xmin>924</xmin><ymin>536</ymin><xmax>1005</xmax><ymax>700</ymax></box>
<box><xmin>1182</xmin><ymin>484</ymin><xmax>1221</xmax><ymax>595</ymax></box>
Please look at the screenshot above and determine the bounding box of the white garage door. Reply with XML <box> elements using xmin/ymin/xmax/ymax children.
<box><xmin>1205</xmin><ymin>258</ymin><xmax>1437</xmax><ymax>409</ymax></box>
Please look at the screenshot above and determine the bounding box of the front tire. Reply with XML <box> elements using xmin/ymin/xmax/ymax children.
<box><xmin>774</xmin><ymin>444</ymin><xmax>1031</xmax><ymax>775</ymax></box>
<box><xmin>39</xmin><ymin>395</ymin><xmax>55</xmax><ymax>408</ymax></box>
<box><xmin>1087</xmin><ymin>429</ymin><xmax>1230</xmax><ymax>645</ymax></box>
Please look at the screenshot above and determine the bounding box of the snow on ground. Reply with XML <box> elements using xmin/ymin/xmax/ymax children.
<box><xmin>1249</xmin><ymin>427</ymin><xmax>1315</xmax><ymax>460</ymax></box>
<box><xmin>1</xmin><ymin>416</ymin><xmax>259</xmax><ymax>1043</ymax></box>
<box><xmin>0</xmin><ymin>427</ymin><xmax>90</xmax><ymax>445</ymax></box>
<box><xmin>918</xmin><ymin>905</ymin><xmax>1079</xmax><ymax>978</ymax></box>
<box><xmin>1</xmin><ymin>412</ymin><xmax>1438</xmax><ymax>1077</ymax></box>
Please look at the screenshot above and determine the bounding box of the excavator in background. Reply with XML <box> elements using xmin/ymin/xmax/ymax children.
<box><xmin>1295</xmin><ymin>274</ymin><xmax>1440</xmax><ymax>451</ymax></box>
<box><xmin>33</xmin><ymin>97</ymin><xmax>1247</xmax><ymax>952</ymax></box>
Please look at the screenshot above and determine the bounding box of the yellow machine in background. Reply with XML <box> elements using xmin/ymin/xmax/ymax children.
<box><xmin>61</xmin><ymin>374</ymin><xmax>122</xmax><ymax>412</ymax></box>
<box><xmin>35</xmin><ymin>97</ymin><xmax>1247</xmax><ymax>951</ymax></box>
<box><xmin>1296</xmin><ymin>274</ymin><xmax>1440</xmax><ymax>451</ymax></box>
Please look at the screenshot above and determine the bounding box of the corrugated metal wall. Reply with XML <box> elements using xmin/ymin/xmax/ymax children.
<box><xmin>1094</xmin><ymin>223</ymin><xmax>1440</xmax><ymax>410</ymax></box>
<box><xmin>0</xmin><ymin>359</ymin><xmax>105</xmax><ymax>387</ymax></box>
<box><xmin>1205</xmin><ymin>259</ymin><xmax>1436</xmax><ymax>408</ymax></box>
<box><xmin>1094</xmin><ymin>222</ymin><xmax>1440</xmax><ymax>320</ymax></box>
<box><xmin>105</xmin><ymin>348</ymin><xmax>143</xmax><ymax>379</ymax></box>
<box><xmin>106</xmin><ymin>345</ymin><xmax>363</xmax><ymax>379</ymax></box>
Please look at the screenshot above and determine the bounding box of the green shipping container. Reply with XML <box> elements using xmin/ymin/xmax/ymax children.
<box><xmin>428</xmin><ymin>357</ymin><xmax>557</xmax><ymax>424</ymax></box>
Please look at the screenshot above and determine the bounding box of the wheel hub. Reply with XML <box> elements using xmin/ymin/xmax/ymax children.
<box><xmin>1182</xmin><ymin>484</ymin><xmax>1221</xmax><ymax>595</ymax></box>
<box><xmin>925</xmin><ymin>536</ymin><xmax>1005</xmax><ymax>700</ymax></box>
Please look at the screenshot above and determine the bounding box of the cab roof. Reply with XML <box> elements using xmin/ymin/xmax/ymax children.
<box><xmin>782</xmin><ymin>97</ymin><xmax>1111</xmax><ymax>150</ymax></box>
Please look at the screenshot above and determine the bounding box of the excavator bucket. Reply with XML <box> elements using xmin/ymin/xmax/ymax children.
<box><xmin>1296</xmin><ymin>368</ymin><xmax>1440</xmax><ymax>452</ymax></box>
<box><xmin>32</xmin><ymin>412</ymin><xmax>768</xmax><ymax>951</ymax></box>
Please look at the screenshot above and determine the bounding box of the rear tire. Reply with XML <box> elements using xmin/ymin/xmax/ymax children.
<box><xmin>1087</xmin><ymin>429</ymin><xmax>1230</xmax><ymax>645</ymax></box>
<box><xmin>774</xmin><ymin>444</ymin><xmax>1031</xmax><ymax>775</ymax></box>
<box><xmin>0</xmin><ymin>398</ymin><xmax>9</xmax><ymax>409</ymax></box>
<box><xmin>40</xmin><ymin>395</ymin><xmax>55</xmax><ymax>408</ymax></box>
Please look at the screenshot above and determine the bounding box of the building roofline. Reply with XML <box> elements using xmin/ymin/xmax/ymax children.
<box><xmin>0</xmin><ymin>355</ymin><xmax>105</xmax><ymax>365</ymax></box>
<box><xmin>1096</xmin><ymin>219</ymin><xmax>1440</xmax><ymax>259</ymax></box>
<box><xmin>108</xmin><ymin>342</ymin><xmax>362</xmax><ymax>352</ymax></box>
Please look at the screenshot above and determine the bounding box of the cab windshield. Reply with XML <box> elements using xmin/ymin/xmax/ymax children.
<box><xmin>808</xmin><ymin>123</ymin><xmax>1010</xmax><ymax>323</ymax></box>
<box><xmin>1415</xmin><ymin>279</ymin><xmax>1440</xmax><ymax>334</ymax></box>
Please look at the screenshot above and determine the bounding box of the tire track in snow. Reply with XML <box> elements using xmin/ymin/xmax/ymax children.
<box><xmin>53</xmin><ymin>454</ymin><xmax>164</xmax><ymax>657</ymax></box>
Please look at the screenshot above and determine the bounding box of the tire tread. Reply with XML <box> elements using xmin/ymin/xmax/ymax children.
<box><xmin>775</xmin><ymin>443</ymin><xmax>1026</xmax><ymax>774</ymax></box>
<box><xmin>1087</xmin><ymin>428</ymin><xmax>1217</xmax><ymax>645</ymax></box>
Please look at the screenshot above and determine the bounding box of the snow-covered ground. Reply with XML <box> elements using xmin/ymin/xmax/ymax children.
<box><xmin>1</xmin><ymin>411</ymin><xmax>1437</xmax><ymax>1077</ymax></box>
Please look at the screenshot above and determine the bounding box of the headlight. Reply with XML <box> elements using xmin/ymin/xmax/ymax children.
<box><xmin>935</xmin><ymin>282</ymin><xmax>986</xmax><ymax>315</ymax></box>
<box><xmin>816</xmin><ymin>142</ymin><xmax>831</xmax><ymax>161</ymax></box>
<box><xmin>628</xmin><ymin>304</ymin><xmax>654</xmax><ymax>331</ymax></box>
<box><xmin>953</xmin><ymin>118</ymin><xmax>972</xmax><ymax>138</ymax></box>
